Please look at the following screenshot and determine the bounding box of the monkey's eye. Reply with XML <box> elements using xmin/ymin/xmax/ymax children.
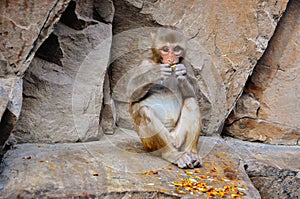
<box><xmin>160</xmin><ymin>46</ymin><xmax>169</xmax><ymax>53</ymax></box>
<box><xmin>173</xmin><ymin>46</ymin><xmax>183</xmax><ymax>52</ymax></box>
<box><xmin>173</xmin><ymin>46</ymin><xmax>183</xmax><ymax>56</ymax></box>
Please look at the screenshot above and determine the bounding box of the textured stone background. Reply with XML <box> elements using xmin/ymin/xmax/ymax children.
<box><xmin>224</xmin><ymin>0</ymin><xmax>300</xmax><ymax>145</ymax></box>
<box><xmin>0</xmin><ymin>0</ymin><xmax>299</xmax><ymax>198</ymax></box>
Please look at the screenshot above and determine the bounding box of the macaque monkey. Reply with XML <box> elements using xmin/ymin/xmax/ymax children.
<box><xmin>129</xmin><ymin>29</ymin><xmax>202</xmax><ymax>168</ymax></box>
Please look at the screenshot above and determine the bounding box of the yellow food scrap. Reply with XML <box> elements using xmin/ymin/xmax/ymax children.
<box><xmin>210</xmin><ymin>167</ymin><xmax>217</xmax><ymax>172</ymax></box>
<box><xmin>171</xmin><ymin>170</ymin><xmax>246</xmax><ymax>198</ymax></box>
<box><xmin>49</xmin><ymin>163</ymin><xmax>55</xmax><ymax>168</ymax></box>
<box><xmin>175</xmin><ymin>188</ymin><xmax>187</xmax><ymax>194</ymax></box>
<box><xmin>145</xmin><ymin>171</ymin><xmax>151</xmax><ymax>176</ymax></box>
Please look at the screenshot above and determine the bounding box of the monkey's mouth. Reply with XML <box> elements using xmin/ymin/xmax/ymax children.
<box><xmin>162</xmin><ymin>56</ymin><xmax>179</xmax><ymax>65</ymax></box>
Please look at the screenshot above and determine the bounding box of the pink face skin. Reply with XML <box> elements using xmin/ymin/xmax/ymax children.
<box><xmin>159</xmin><ymin>45</ymin><xmax>184</xmax><ymax>65</ymax></box>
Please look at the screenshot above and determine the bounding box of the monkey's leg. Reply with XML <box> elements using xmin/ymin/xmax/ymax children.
<box><xmin>133</xmin><ymin>105</ymin><xmax>195</xmax><ymax>168</ymax></box>
<box><xmin>170</xmin><ymin>97</ymin><xmax>202</xmax><ymax>167</ymax></box>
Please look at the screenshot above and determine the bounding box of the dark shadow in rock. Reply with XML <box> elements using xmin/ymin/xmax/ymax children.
<box><xmin>0</xmin><ymin>109</ymin><xmax>16</xmax><ymax>147</ymax></box>
<box><xmin>36</xmin><ymin>34</ymin><xmax>63</xmax><ymax>66</ymax></box>
<box><xmin>60</xmin><ymin>1</ymin><xmax>97</xmax><ymax>30</ymax></box>
<box><xmin>0</xmin><ymin>109</ymin><xmax>17</xmax><ymax>163</ymax></box>
<box><xmin>93</xmin><ymin>0</ymin><xmax>114</xmax><ymax>24</ymax></box>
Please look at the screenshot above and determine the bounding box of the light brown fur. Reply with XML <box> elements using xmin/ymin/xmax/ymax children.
<box><xmin>130</xmin><ymin>29</ymin><xmax>202</xmax><ymax>168</ymax></box>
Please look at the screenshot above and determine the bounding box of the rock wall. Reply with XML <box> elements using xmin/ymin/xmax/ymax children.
<box><xmin>0</xmin><ymin>0</ymin><xmax>71</xmax><ymax>77</ymax></box>
<box><xmin>224</xmin><ymin>0</ymin><xmax>300</xmax><ymax>145</ymax></box>
<box><xmin>225</xmin><ymin>137</ymin><xmax>300</xmax><ymax>199</ymax></box>
<box><xmin>1</xmin><ymin>0</ymin><xmax>296</xmax><ymax>144</ymax></box>
<box><xmin>0</xmin><ymin>0</ymin><xmax>299</xmax><ymax>198</ymax></box>
<box><xmin>109</xmin><ymin>0</ymin><xmax>289</xmax><ymax>135</ymax></box>
<box><xmin>0</xmin><ymin>0</ymin><xmax>71</xmax><ymax>145</ymax></box>
<box><xmin>9</xmin><ymin>0</ymin><xmax>113</xmax><ymax>143</ymax></box>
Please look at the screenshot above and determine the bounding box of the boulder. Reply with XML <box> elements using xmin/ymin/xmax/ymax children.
<box><xmin>0</xmin><ymin>0</ymin><xmax>70</xmax><ymax>147</ymax></box>
<box><xmin>0</xmin><ymin>133</ymin><xmax>261</xmax><ymax>198</ymax></box>
<box><xmin>10</xmin><ymin>0</ymin><xmax>113</xmax><ymax>143</ymax></box>
<box><xmin>225</xmin><ymin>137</ymin><xmax>300</xmax><ymax>198</ymax></box>
<box><xmin>109</xmin><ymin>0</ymin><xmax>289</xmax><ymax>135</ymax></box>
<box><xmin>0</xmin><ymin>78</ymin><xmax>21</xmax><ymax>146</ymax></box>
<box><xmin>225</xmin><ymin>0</ymin><xmax>300</xmax><ymax>145</ymax></box>
<box><xmin>0</xmin><ymin>0</ymin><xmax>71</xmax><ymax>77</ymax></box>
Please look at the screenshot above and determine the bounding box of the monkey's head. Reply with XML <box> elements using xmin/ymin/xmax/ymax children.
<box><xmin>151</xmin><ymin>29</ymin><xmax>186</xmax><ymax>65</ymax></box>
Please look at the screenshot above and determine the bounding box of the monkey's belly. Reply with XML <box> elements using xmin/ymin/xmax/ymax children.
<box><xmin>140</xmin><ymin>92</ymin><xmax>182</xmax><ymax>130</ymax></box>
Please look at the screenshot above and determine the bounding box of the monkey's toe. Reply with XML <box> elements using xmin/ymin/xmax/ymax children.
<box><xmin>192</xmin><ymin>159</ymin><xmax>202</xmax><ymax>168</ymax></box>
<box><xmin>176</xmin><ymin>153</ymin><xmax>195</xmax><ymax>169</ymax></box>
<box><xmin>187</xmin><ymin>152</ymin><xmax>202</xmax><ymax>168</ymax></box>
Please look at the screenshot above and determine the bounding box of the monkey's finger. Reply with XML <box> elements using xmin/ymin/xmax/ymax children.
<box><xmin>177</xmin><ymin>155</ymin><xmax>189</xmax><ymax>168</ymax></box>
<box><xmin>175</xmin><ymin>64</ymin><xmax>186</xmax><ymax>71</ymax></box>
<box><xmin>160</xmin><ymin>67</ymin><xmax>172</xmax><ymax>72</ymax></box>
<box><xmin>175</xmin><ymin>70</ymin><xmax>186</xmax><ymax>76</ymax></box>
<box><xmin>175</xmin><ymin>67</ymin><xmax>186</xmax><ymax>72</ymax></box>
<box><xmin>160</xmin><ymin>63</ymin><xmax>170</xmax><ymax>67</ymax></box>
<box><xmin>160</xmin><ymin>64</ymin><xmax>170</xmax><ymax>70</ymax></box>
<box><xmin>175</xmin><ymin>63</ymin><xmax>184</xmax><ymax>68</ymax></box>
<box><xmin>161</xmin><ymin>72</ymin><xmax>172</xmax><ymax>77</ymax></box>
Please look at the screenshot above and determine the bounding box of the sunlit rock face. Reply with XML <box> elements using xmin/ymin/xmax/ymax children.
<box><xmin>1</xmin><ymin>0</ymin><xmax>291</xmax><ymax>142</ymax></box>
<box><xmin>0</xmin><ymin>0</ymin><xmax>299</xmax><ymax>198</ymax></box>
<box><xmin>109</xmin><ymin>0</ymin><xmax>289</xmax><ymax>136</ymax></box>
<box><xmin>225</xmin><ymin>0</ymin><xmax>300</xmax><ymax>145</ymax></box>
<box><xmin>9</xmin><ymin>0</ymin><xmax>113</xmax><ymax>143</ymax></box>
<box><xmin>0</xmin><ymin>0</ymin><xmax>71</xmax><ymax>146</ymax></box>
<box><xmin>0</xmin><ymin>0</ymin><xmax>71</xmax><ymax>77</ymax></box>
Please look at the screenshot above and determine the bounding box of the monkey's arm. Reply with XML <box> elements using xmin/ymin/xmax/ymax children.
<box><xmin>127</xmin><ymin>60</ymin><xmax>162</xmax><ymax>102</ymax></box>
<box><xmin>177</xmin><ymin>75</ymin><xmax>196</xmax><ymax>98</ymax></box>
<box><xmin>176</xmin><ymin>63</ymin><xmax>198</xmax><ymax>98</ymax></box>
<box><xmin>112</xmin><ymin>60</ymin><xmax>169</xmax><ymax>102</ymax></box>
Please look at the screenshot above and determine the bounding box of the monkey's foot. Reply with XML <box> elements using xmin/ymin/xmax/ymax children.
<box><xmin>176</xmin><ymin>152</ymin><xmax>199</xmax><ymax>169</ymax></box>
<box><xmin>187</xmin><ymin>152</ymin><xmax>202</xmax><ymax>168</ymax></box>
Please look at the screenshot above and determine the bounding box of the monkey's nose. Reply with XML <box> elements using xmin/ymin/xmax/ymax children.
<box><xmin>168</xmin><ymin>50</ymin><xmax>176</xmax><ymax>55</ymax></box>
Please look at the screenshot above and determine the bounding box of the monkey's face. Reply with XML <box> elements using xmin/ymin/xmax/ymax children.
<box><xmin>159</xmin><ymin>45</ymin><xmax>184</xmax><ymax>65</ymax></box>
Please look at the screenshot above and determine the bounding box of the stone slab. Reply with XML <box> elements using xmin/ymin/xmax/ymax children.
<box><xmin>0</xmin><ymin>130</ymin><xmax>262</xmax><ymax>198</ymax></box>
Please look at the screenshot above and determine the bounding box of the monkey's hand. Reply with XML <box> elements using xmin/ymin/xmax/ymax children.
<box><xmin>160</xmin><ymin>64</ymin><xmax>172</xmax><ymax>80</ymax></box>
<box><xmin>175</xmin><ymin>64</ymin><xmax>195</xmax><ymax>97</ymax></box>
<box><xmin>175</xmin><ymin>64</ymin><xmax>187</xmax><ymax>78</ymax></box>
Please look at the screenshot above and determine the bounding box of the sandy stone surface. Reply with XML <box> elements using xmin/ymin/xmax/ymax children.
<box><xmin>1</xmin><ymin>130</ymin><xmax>263</xmax><ymax>199</ymax></box>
